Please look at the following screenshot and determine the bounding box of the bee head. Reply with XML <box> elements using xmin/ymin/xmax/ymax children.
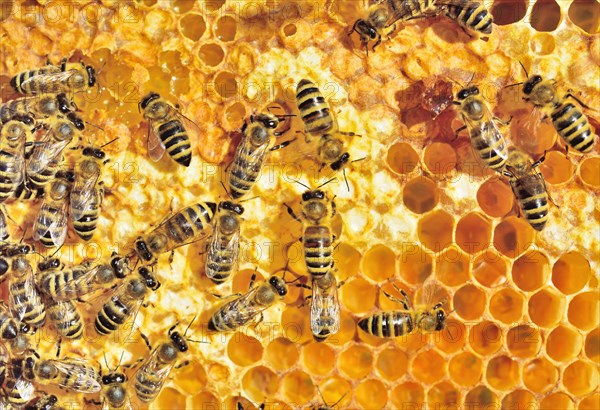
<box><xmin>268</xmin><ymin>275</ymin><xmax>288</xmax><ymax>296</ymax></box>
<box><xmin>302</xmin><ymin>190</ymin><xmax>328</xmax><ymax>221</ymax></box>
<box><xmin>56</xmin><ymin>93</ymin><xmax>72</xmax><ymax>114</ymax></box>
<box><xmin>102</xmin><ymin>372</ymin><xmax>126</xmax><ymax>385</ymax></box>
<box><xmin>457</xmin><ymin>86</ymin><xmax>480</xmax><ymax>100</ymax></box>
<box><xmin>66</xmin><ymin>112</ymin><xmax>85</xmax><ymax>131</ymax></box>
<box><xmin>82</xmin><ymin>146</ymin><xmax>106</xmax><ymax>160</ymax></box>
<box><xmin>330</xmin><ymin>152</ymin><xmax>350</xmax><ymax>171</ymax></box>
<box><xmin>523</xmin><ymin>75</ymin><xmax>543</xmax><ymax>95</ymax></box>
<box><xmin>435</xmin><ymin>309</ymin><xmax>446</xmax><ymax>331</ymax></box>
<box><xmin>110</xmin><ymin>256</ymin><xmax>130</xmax><ymax>279</ymax></box>
<box><xmin>50</xmin><ymin>179</ymin><xmax>71</xmax><ymax>200</ymax></box>
<box><xmin>38</xmin><ymin>257</ymin><xmax>62</xmax><ymax>271</ymax></box>
<box><xmin>170</xmin><ymin>331</ymin><xmax>189</xmax><ymax>353</ymax></box>
<box><xmin>255</xmin><ymin>113</ymin><xmax>279</xmax><ymax>129</ymax></box>
<box><xmin>355</xmin><ymin>19</ymin><xmax>377</xmax><ymax>40</ymax></box>
<box><xmin>12</xmin><ymin>114</ymin><xmax>35</xmax><ymax>126</ymax></box>
<box><xmin>8</xmin><ymin>244</ymin><xmax>32</xmax><ymax>257</ymax></box>
<box><xmin>86</xmin><ymin>65</ymin><xmax>96</xmax><ymax>87</ymax></box>
<box><xmin>219</xmin><ymin>201</ymin><xmax>244</xmax><ymax>215</ymax></box>
<box><xmin>302</xmin><ymin>189</ymin><xmax>325</xmax><ymax>202</ymax></box>
<box><xmin>140</xmin><ymin>92</ymin><xmax>161</xmax><ymax>110</ymax></box>
<box><xmin>138</xmin><ymin>266</ymin><xmax>161</xmax><ymax>291</ymax></box>
<box><xmin>27</xmin><ymin>394</ymin><xmax>59</xmax><ymax>410</ymax></box>
<box><xmin>135</xmin><ymin>238</ymin><xmax>154</xmax><ymax>262</ymax></box>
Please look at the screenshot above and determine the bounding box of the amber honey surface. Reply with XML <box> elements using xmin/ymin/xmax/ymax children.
<box><xmin>0</xmin><ymin>0</ymin><xmax>599</xmax><ymax>409</ymax></box>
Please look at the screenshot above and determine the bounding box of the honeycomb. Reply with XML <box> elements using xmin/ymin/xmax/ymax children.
<box><xmin>0</xmin><ymin>0</ymin><xmax>599</xmax><ymax>409</ymax></box>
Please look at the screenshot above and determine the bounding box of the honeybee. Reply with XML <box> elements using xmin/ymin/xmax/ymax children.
<box><xmin>453</xmin><ymin>85</ymin><xmax>509</xmax><ymax>172</ymax></box>
<box><xmin>37</xmin><ymin>253</ymin><xmax>130</xmax><ymax>302</ymax></box>
<box><xmin>0</xmin><ymin>116</ymin><xmax>31</xmax><ymax>202</ymax></box>
<box><xmin>21</xmin><ymin>351</ymin><xmax>101</xmax><ymax>393</ymax></box>
<box><xmin>348</xmin><ymin>0</ymin><xmax>437</xmax><ymax>53</ymax></box>
<box><xmin>228</xmin><ymin>111</ymin><xmax>295</xmax><ymax>199</ymax></box>
<box><xmin>0</xmin><ymin>208</ymin><xmax>9</xmax><ymax>242</ymax></box>
<box><xmin>0</xmin><ymin>93</ymin><xmax>75</xmax><ymax>124</ymax></box>
<box><xmin>133</xmin><ymin>202</ymin><xmax>217</xmax><ymax>264</ymax></box>
<box><xmin>11</xmin><ymin>184</ymin><xmax>45</xmax><ymax>201</ymax></box>
<box><xmin>70</xmin><ymin>140</ymin><xmax>114</xmax><ymax>241</ymax></box>
<box><xmin>358</xmin><ymin>284</ymin><xmax>446</xmax><ymax>338</ymax></box>
<box><xmin>0</xmin><ymin>302</ymin><xmax>29</xmax><ymax>343</ymax></box>
<box><xmin>24</xmin><ymin>394</ymin><xmax>61</xmax><ymax>410</ymax></box>
<box><xmin>10</xmin><ymin>60</ymin><xmax>96</xmax><ymax>95</ymax></box>
<box><xmin>45</xmin><ymin>299</ymin><xmax>83</xmax><ymax>341</ymax></box>
<box><xmin>436</xmin><ymin>0</ymin><xmax>493</xmax><ymax>36</ymax></box>
<box><xmin>139</xmin><ymin>92</ymin><xmax>197</xmax><ymax>167</ymax></box>
<box><xmin>520</xmin><ymin>73</ymin><xmax>596</xmax><ymax>154</ymax></box>
<box><xmin>503</xmin><ymin>148</ymin><xmax>550</xmax><ymax>231</ymax></box>
<box><xmin>8</xmin><ymin>254</ymin><xmax>47</xmax><ymax>328</ymax></box>
<box><xmin>295</xmin><ymin>79</ymin><xmax>359</xmax><ymax>182</ymax></box>
<box><xmin>33</xmin><ymin>171</ymin><xmax>74</xmax><ymax>248</ymax></box>
<box><xmin>208</xmin><ymin>272</ymin><xmax>288</xmax><ymax>332</ymax></box>
<box><xmin>133</xmin><ymin>318</ymin><xmax>196</xmax><ymax>403</ymax></box>
<box><xmin>305</xmin><ymin>272</ymin><xmax>343</xmax><ymax>342</ymax></box>
<box><xmin>94</xmin><ymin>266</ymin><xmax>160</xmax><ymax>336</ymax></box>
<box><xmin>26</xmin><ymin>114</ymin><xmax>81</xmax><ymax>189</ymax></box>
<box><xmin>205</xmin><ymin>201</ymin><xmax>244</xmax><ymax>285</ymax></box>
<box><xmin>0</xmin><ymin>242</ymin><xmax>31</xmax><ymax>283</ymax></box>
<box><xmin>3</xmin><ymin>356</ymin><xmax>36</xmax><ymax>406</ymax></box>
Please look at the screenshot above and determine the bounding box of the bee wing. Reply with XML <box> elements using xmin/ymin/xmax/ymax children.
<box><xmin>133</xmin><ymin>347</ymin><xmax>175</xmax><ymax>398</ymax></box>
<box><xmin>218</xmin><ymin>286</ymin><xmax>264</xmax><ymax>326</ymax></box>
<box><xmin>51</xmin><ymin>264</ymin><xmax>105</xmax><ymax>301</ymax></box>
<box><xmin>174</xmin><ymin>108</ymin><xmax>202</xmax><ymax>144</ymax></box>
<box><xmin>473</xmin><ymin>117</ymin><xmax>508</xmax><ymax>163</ymax></box>
<box><xmin>12</xmin><ymin>376</ymin><xmax>36</xmax><ymax>402</ymax></box>
<box><xmin>70</xmin><ymin>170</ymin><xmax>100</xmax><ymax>222</ymax></box>
<box><xmin>310</xmin><ymin>278</ymin><xmax>341</xmax><ymax>336</ymax></box>
<box><xmin>147</xmin><ymin>120</ymin><xmax>167</xmax><ymax>162</ymax></box>
<box><xmin>26</xmin><ymin>131</ymin><xmax>70</xmax><ymax>174</ymax></box>
<box><xmin>8</xmin><ymin>262</ymin><xmax>37</xmax><ymax>322</ymax></box>
<box><xmin>418</xmin><ymin>281</ymin><xmax>446</xmax><ymax>309</ymax></box>
<box><xmin>48</xmin><ymin>359</ymin><xmax>101</xmax><ymax>393</ymax></box>
<box><xmin>0</xmin><ymin>208</ymin><xmax>9</xmax><ymax>241</ymax></box>
<box><xmin>33</xmin><ymin>196</ymin><xmax>69</xmax><ymax>247</ymax></box>
<box><xmin>205</xmin><ymin>228</ymin><xmax>240</xmax><ymax>280</ymax></box>
<box><xmin>18</xmin><ymin>70</ymin><xmax>79</xmax><ymax>91</ymax></box>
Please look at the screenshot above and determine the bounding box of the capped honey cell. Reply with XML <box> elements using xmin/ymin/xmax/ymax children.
<box><xmin>552</xmin><ymin>252</ymin><xmax>592</xmax><ymax>294</ymax></box>
<box><xmin>418</xmin><ymin>210</ymin><xmax>454</xmax><ymax>252</ymax></box>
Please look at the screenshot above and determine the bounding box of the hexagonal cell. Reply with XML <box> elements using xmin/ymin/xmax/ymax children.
<box><xmin>338</xmin><ymin>344</ymin><xmax>373</xmax><ymax>379</ymax></box>
<box><xmin>330</xmin><ymin>310</ymin><xmax>358</xmax><ymax>347</ymax></box>
<box><xmin>418</xmin><ymin>210</ymin><xmax>454</xmax><ymax>252</ymax></box>
<box><xmin>356</xmin><ymin>379</ymin><xmax>388</xmax><ymax>410</ymax></box>
<box><xmin>213</xmin><ymin>71</ymin><xmax>238</xmax><ymax>99</ymax></box>
<box><xmin>568</xmin><ymin>291</ymin><xmax>599</xmax><ymax>331</ymax></box>
<box><xmin>530</xmin><ymin>0</ymin><xmax>561</xmax><ymax>32</ymax></box>
<box><xmin>155</xmin><ymin>387</ymin><xmax>186</xmax><ymax>408</ymax></box>
<box><xmin>340</xmin><ymin>277</ymin><xmax>376</xmax><ymax>314</ymax></box>
<box><xmin>491</xmin><ymin>0</ymin><xmax>527</xmax><ymax>24</ymax></box>
<box><xmin>579</xmin><ymin>394</ymin><xmax>600</xmax><ymax>410</ymax></box>
<box><xmin>552</xmin><ymin>252</ymin><xmax>592</xmax><ymax>295</ymax></box>
<box><xmin>199</xmin><ymin>43</ymin><xmax>225</xmax><ymax>68</ymax></box>
<box><xmin>411</xmin><ymin>349</ymin><xmax>446</xmax><ymax>384</ymax></box>
<box><xmin>529</xmin><ymin>287</ymin><xmax>565</xmax><ymax>328</ymax></box>
<box><xmin>454</xmin><ymin>284</ymin><xmax>486</xmax><ymax>320</ymax></box>
<box><xmin>512</xmin><ymin>250</ymin><xmax>550</xmax><ymax>292</ymax></box>
<box><xmin>585</xmin><ymin>327</ymin><xmax>599</xmax><ymax>361</ymax></box>
<box><xmin>506</xmin><ymin>324</ymin><xmax>542</xmax><ymax>358</ymax></box>
<box><xmin>473</xmin><ymin>251</ymin><xmax>508</xmax><ymax>288</ymax></box>
<box><xmin>282</xmin><ymin>370</ymin><xmax>314</xmax><ymax>405</ymax></box>
<box><xmin>376</xmin><ymin>347</ymin><xmax>408</xmax><ymax>381</ymax></box>
<box><xmin>523</xmin><ymin>357</ymin><xmax>558</xmax><ymax>393</ymax></box>
<box><xmin>264</xmin><ymin>337</ymin><xmax>298</xmax><ymax>372</ymax></box>
<box><xmin>301</xmin><ymin>342</ymin><xmax>335</xmax><ymax>376</ymax></box>
<box><xmin>179</xmin><ymin>13</ymin><xmax>206</xmax><ymax>41</ymax></box>
<box><xmin>190</xmin><ymin>392</ymin><xmax>220</xmax><ymax>409</ymax></box>
<box><xmin>398</xmin><ymin>245</ymin><xmax>433</xmax><ymax>284</ymax></box>
<box><xmin>436</xmin><ymin>247</ymin><xmax>470</xmax><ymax>287</ymax></box>
<box><xmin>486</xmin><ymin>355</ymin><xmax>519</xmax><ymax>391</ymax></box>
<box><xmin>242</xmin><ymin>366</ymin><xmax>278</xmax><ymax>402</ymax></box>
<box><xmin>423</xmin><ymin>142</ymin><xmax>457</xmax><ymax>176</ymax></box>
<box><xmin>203</xmin><ymin>0</ymin><xmax>225</xmax><ymax>11</ymax></box>
<box><xmin>529</xmin><ymin>33</ymin><xmax>556</xmax><ymax>56</ymax></box>
<box><xmin>362</xmin><ymin>244</ymin><xmax>396</xmax><ymax>281</ymax></box>
<box><xmin>563</xmin><ymin>360</ymin><xmax>599</xmax><ymax>396</ymax></box>
<box><xmin>569</xmin><ymin>0</ymin><xmax>600</xmax><ymax>34</ymax></box>
<box><xmin>501</xmin><ymin>390</ymin><xmax>537</xmax><ymax>410</ymax></box>
<box><xmin>546</xmin><ymin>324</ymin><xmax>583</xmax><ymax>362</ymax></box>
<box><xmin>464</xmin><ymin>386</ymin><xmax>499</xmax><ymax>410</ymax></box>
<box><xmin>434</xmin><ymin>319</ymin><xmax>467</xmax><ymax>354</ymax></box>
<box><xmin>579</xmin><ymin>157</ymin><xmax>600</xmax><ymax>188</ymax></box>
<box><xmin>403</xmin><ymin>176</ymin><xmax>439</xmax><ymax>214</ymax></box>
<box><xmin>489</xmin><ymin>288</ymin><xmax>524</xmax><ymax>324</ymax></box>
<box><xmin>333</xmin><ymin>243</ymin><xmax>362</xmax><ymax>280</ymax></box>
<box><xmin>539</xmin><ymin>150</ymin><xmax>574</xmax><ymax>184</ymax></box>
<box><xmin>175</xmin><ymin>360</ymin><xmax>206</xmax><ymax>396</ymax></box>
<box><xmin>477</xmin><ymin>177</ymin><xmax>514</xmax><ymax>217</ymax></box>
<box><xmin>391</xmin><ymin>382</ymin><xmax>424</xmax><ymax>410</ymax></box>
<box><xmin>318</xmin><ymin>376</ymin><xmax>352</xmax><ymax>408</ymax></box>
<box><xmin>227</xmin><ymin>333</ymin><xmax>263</xmax><ymax>367</ymax></box>
<box><xmin>470</xmin><ymin>321</ymin><xmax>503</xmax><ymax>356</ymax></box>
<box><xmin>455</xmin><ymin>212</ymin><xmax>492</xmax><ymax>254</ymax></box>
<box><xmin>214</xmin><ymin>15</ymin><xmax>237</xmax><ymax>42</ymax></box>
<box><xmin>449</xmin><ymin>352</ymin><xmax>483</xmax><ymax>387</ymax></box>
<box><xmin>493</xmin><ymin>216</ymin><xmax>535</xmax><ymax>258</ymax></box>
<box><xmin>171</xmin><ymin>0</ymin><xmax>195</xmax><ymax>13</ymax></box>
<box><xmin>427</xmin><ymin>381</ymin><xmax>461</xmax><ymax>408</ymax></box>
<box><xmin>281</xmin><ymin>306</ymin><xmax>312</xmax><ymax>344</ymax></box>
<box><xmin>387</xmin><ymin>142</ymin><xmax>420</xmax><ymax>175</ymax></box>
<box><xmin>540</xmin><ymin>393</ymin><xmax>575</xmax><ymax>410</ymax></box>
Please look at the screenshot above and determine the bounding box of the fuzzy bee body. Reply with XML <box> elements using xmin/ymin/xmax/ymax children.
<box><xmin>0</xmin><ymin>117</ymin><xmax>30</xmax><ymax>202</ymax></box>
<box><xmin>0</xmin><ymin>93</ymin><xmax>74</xmax><ymax>124</ymax></box>
<box><xmin>22</xmin><ymin>353</ymin><xmax>101</xmax><ymax>393</ymax></box>
<box><xmin>33</xmin><ymin>172</ymin><xmax>73</xmax><ymax>248</ymax></box>
<box><xmin>440</xmin><ymin>0</ymin><xmax>493</xmax><ymax>35</ymax></box>
<box><xmin>10</xmin><ymin>61</ymin><xmax>96</xmax><ymax>95</ymax></box>
<box><xmin>46</xmin><ymin>299</ymin><xmax>83</xmax><ymax>340</ymax></box>
<box><xmin>10</xmin><ymin>64</ymin><xmax>62</xmax><ymax>94</ymax></box>
<box><xmin>8</xmin><ymin>256</ymin><xmax>46</xmax><ymax>328</ymax></box>
<box><xmin>205</xmin><ymin>201</ymin><xmax>243</xmax><ymax>285</ymax></box>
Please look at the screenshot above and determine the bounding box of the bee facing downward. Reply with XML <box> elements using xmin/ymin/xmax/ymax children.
<box><xmin>0</xmin><ymin>116</ymin><xmax>31</xmax><ymax>203</ymax></box>
<box><xmin>205</xmin><ymin>200</ymin><xmax>244</xmax><ymax>285</ymax></box>
<box><xmin>33</xmin><ymin>171</ymin><xmax>74</xmax><ymax>248</ymax></box>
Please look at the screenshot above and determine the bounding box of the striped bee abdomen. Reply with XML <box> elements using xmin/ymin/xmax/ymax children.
<box><xmin>551</xmin><ymin>102</ymin><xmax>595</xmax><ymax>153</ymax></box>
<box><xmin>10</xmin><ymin>66</ymin><xmax>61</xmax><ymax>94</ymax></box>
<box><xmin>165</xmin><ymin>203</ymin><xmax>215</xmax><ymax>244</ymax></box>
<box><xmin>358</xmin><ymin>311</ymin><xmax>414</xmax><ymax>338</ymax></box>
<box><xmin>229</xmin><ymin>144</ymin><xmax>263</xmax><ymax>199</ymax></box>
<box><xmin>511</xmin><ymin>174</ymin><xmax>548</xmax><ymax>231</ymax></box>
<box><xmin>304</xmin><ymin>225</ymin><xmax>334</xmax><ymax>278</ymax></box>
<box><xmin>389</xmin><ymin>0</ymin><xmax>435</xmax><ymax>19</ymax></box>
<box><xmin>47</xmin><ymin>300</ymin><xmax>83</xmax><ymax>340</ymax></box>
<box><xmin>72</xmin><ymin>188</ymin><xmax>102</xmax><ymax>241</ymax></box>
<box><xmin>444</xmin><ymin>1</ymin><xmax>493</xmax><ymax>35</ymax></box>
<box><xmin>94</xmin><ymin>299</ymin><xmax>129</xmax><ymax>335</ymax></box>
<box><xmin>470</xmin><ymin>124</ymin><xmax>508</xmax><ymax>170</ymax></box>
<box><xmin>158</xmin><ymin>120</ymin><xmax>192</xmax><ymax>167</ymax></box>
<box><xmin>296</xmin><ymin>79</ymin><xmax>335</xmax><ymax>137</ymax></box>
<box><xmin>0</xmin><ymin>152</ymin><xmax>20</xmax><ymax>202</ymax></box>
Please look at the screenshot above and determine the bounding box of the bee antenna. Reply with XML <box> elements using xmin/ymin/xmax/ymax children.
<box><xmin>317</xmin><ymin>177</ymin><xmax>337</xmax><ymax>189</ymax></box>
<box><xmin>19</xmin><ymin>226</ymin><xmax>28</xmax><ymax>243</ymax></box>
<box><xmin>281</xmin><ymin>260</ymin><xmax>289</xmax><ymax>282</ymax></box>
<box><xmin>293</xmin><ymin>180</ymin><xmax>311</xmax><ymax>190</ymax></box>
<box><xmin>183</xmin><ymin>315</ymin><xmax>197</xmax><ymax>337</ymax></box>
<box><xmin>48</xmin><ymin>244</ymin><xmax>63</xmax><ymax>259</ymax></box>
<box><xmin>343</xmin><ymin>168</ymin><xmax>350</xmax><ymax>192</ymax></box>
<box><xmin>116</xmin><ymin>350</ymin><xmax>125</xmax><ymax>370</ymax></box>
<box><xmin>239</xmin><ymin>195</ymin><xmax>259</xmax><ymax>203</ymax></box>
<box><xmin>186</xmin><ymin>338</ymin><xmax>210</xmax><ymax>344</ymax></box>
<box><xmin>466</xmin><ymin>72</ymin><xmax>476</xmax><ymax>86</ymax></box>
<box><xmin>443</xmin><ymin>75</ymin><xmax>464</xmax><ymax>90</ymax></box>
<box><xmin>518</xmin><ymin>60</ymin><xmax>529</xmax><ymax>78</ymax></box>
<box><xmin>219</xmin><ymin>181</ymin><xmax>233</xmax><ymax>199</ymax></box>
<box><xmin>104</xmin><ymin>352</ymin><xmax>110</xmax><ymax>372</ymax></box>
<box><xmin>100</xmin><ymin>137</ymin><xmax>119</xmax><ymax>148</ymax></box>
<box><xmin>84</xmin><ymin>120</ymin><xmax>105</xmax><ymax>133</ymax></box>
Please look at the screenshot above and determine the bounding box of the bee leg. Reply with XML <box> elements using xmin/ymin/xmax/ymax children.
<box><xmin>174</xmin><ymin>360</ymin><xmax>190</xmax><ymax>369</ymax></box>
<box><xmin>56</xmin><ymin>337</ymin><xmax>62</xmax><ymax>357</ymax></box>
<box><xmin>211</xmin><ymin>292</ymin><xmax>242</xmax><ymax>299</ymax></box>
<box><xmin>84</xmin><ymin>398</ymin><xmax>103</xmax><ymax>406</ymax></box>
<box><xmin>493</xmin><ymin>116</ymin><xmax>513</xmax><ymax>126</ymax></box>
<box><xmin>270</xmin><ymin>138</ymin><xmax>296</xmax><ymax>150</ymax></box>
<box><xmin>141</xmin><ymin>332</ymin><xmax>153</xmax><ymax>351</ymax></box>
<box><xmin>564</xmin><ymin>145</ymin><xmax>570</xmax><ymax>159</ymax></box>
<box><xmin>453</xmin><ymin>126</ymin><xmax>467</xmax><ymax>141</ymax></box>
<box><xmin>339</xmin><ymin>130</ymin><xmax>361</xmax><ymax>137</ymax></box>
<box><xmin>384</xmin><ymin>290</ymin><xmax>410</xmax><ymax>310</ymax></box>
<box><xmin>532</xmin><ymin>150</ymin><xmax>547</xmax><ymax>169</ymax></box>
<box><xmin>300</xmin><ymin>294</ymin><xmax>312</xmax><ymax>308</ymax></box>
<box><xmin>565</xmin><ymin>91</ymin><xmax>594</xmax><ymax>111</ymax></box>
<box><xmin>168</xmin><ymin>250</ymin><xmax>175</xmax><ymax>264</ymax></box>
<box><xmin>283</xmin><ymin>203</ymin><xmax>302</xmax><ymax>223</ymax></box>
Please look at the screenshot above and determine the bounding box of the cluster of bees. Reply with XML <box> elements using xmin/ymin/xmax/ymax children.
<box><xmin>0</xmin><ymin>0</ymin><xmax>597</xmax><ymax>408</ymax></box>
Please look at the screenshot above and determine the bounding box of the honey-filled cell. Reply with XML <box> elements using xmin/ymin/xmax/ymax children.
<box><xmin>340</xmin><ymin>277</ymin><xmax>376</xmax><ymax>314</ymax></box>
<box><xmin>568</xmin><ymin>291</ymin><xmax>600</xmax><ymax>331</ymax></box>
<box><xmin>427</xmin><ymin>381</ymin><xmax>461</xmax><ymax>409</ymax></box>
<box><xmin>179</xmin><ymin>13</ymin><xmax>206</xmax><ymax>41</ymax></box>
<box><xmin>171</xmin><ymin>0</ymin><xmax>194</xmax><ymax>13</ymax></box>
<box><xmin>489</xmin><ymin>288</ymin><xmax>524</xmax><ymax>324</ymax></box>
<box><xmin>449</xmin><ymin>352</ymin><xmax>483</xmax><ymax>387</ymax></box>
<box><xmin>453</xmin><ymin>284</ymin><xmax>486</xmax><ymax>320</ymax></box>
<box><xmin>477</xmin><ymin>177</ymin><xmax>514</xmax><ymax>217</ymax></box>
<box><xmin>301</xmin><ymin>342</ymin><xmax>335</xmax><ymax>376</ymax></box>
<box><xmin>470</xmin><ymin>321</ymin><xmax>503</xmax><ymax>356</ymax></box>
<box><xmin>198</xmin><ymin>43</ymin><xmax>225</xmax><ymax>68</ymax></box>
<box><xmin>522</xmin><ymin>357</ymin><xmax>558</xmax><ymax>393</ymax></box>
<box><xmin>552</xmin><ymin>251</ymin><xmax>592</xmax><ymax>295</ymax></box>
<box><xmin>569</xmin><ymin>0</ymin><xmax>600</xmax><ymax>34</ymax></box>
<box><xmin>387</xmin><ymin>142</ymin><xmax>420</xmax><ymax>175</ymax></box>
<box><xmin>501</xmin><ymin>390</ymin><xmax>537</xmax><ymax>410</ymax></box>
<box><xmin>333</xmin><ymin>243</ymin><xmax>362</xmax><ymax>280</ymax></box>
<box><xmin>486</xmin><ymin>355</ymin><xmax>520</xmax><ymax>391</ymax></box>
<box><xmin>579</xmin><ymin>157</ymin><xmax>600</xmax><ymax>188</ymax></box>
<box><xmin>540</xmin><ymin>393</ymin><xmax>575</xmax><ymax>410</ymax></box>
<box><xmin>539</xmin><ymin>150</ymin><xmax>574</xmax><ymax>184</ymax></box>
<box><xmin>530</xmin><ymin>0</ymin><xmax>562</xmax><ymax>32</ymax></box>
<box><xmin>190</xmin><ymin>391</ymin><xmax>220</xmax><ymax>409</ymax></box>
<box><xmin>418</xmin><ymin>210</ymin><xmax>454</xmax><ymax>252</ymax></box>
<box><xmin>546</xmin><ymin>324</ymin><xmax>583</xmax><ymax>362</ymax></box>
<box><xmin>361</xmin><ymin>244</ymin><xmax>396</xmax><ymax>281</ymax></box>
<box><xmin>391</xmin><ymin>382</ymin><xmax>425</xmax><ymax>410</ymax></box>
<box><xmin>585</xmin><ymin>327</ymin><xmax>600</xmax><ymax>361</ymax></box>
<box><xmin>338</xmin><ymin>344</ymin><xmax>373</xmax><ymax>379</ymax></box>
<box><xmin>202</xmin><ymin>0</ymin><xmax>225</xmax><ymax>11</ymax></box>
<box><xmin>281</xmin><ymin>370</ymin><xmax>314</xmax><ymax>405</ymax></box>
<box><xmin>398</xmin><ymin>245</ymin><xmax>433</xmax><ymax>284</ymax></box>
<box><xmin>529</xmin><ymin>288</ymin><xmax>565</xmax><ymax>328</ymax></box>
<box><xmin>563</xmin><ymin>360</ymin><xmax>599</xmax><ymax>396</ymax></box>
<box><xmin>281</xmin><ymin>306</ymin><xmax>312</xmax><ymax>345</ymax></box>
<box><xmin>264</xmin><ymin>337</ymin><xmax>299</xmax><ymax>372</ymax></box>
<box><xmin>473</xmin><ymin>251</ymin><xmax>508</xmax><ymax>288</ymax></box>
<box><xmin>241</xmin><ymin>366</ymin><xmax>279</xmax><ymax>402</ymax></box>
<box><xmin>176</xmin><ymin>360</ymin><xmax>207</xmax><ymax>395</ymax></box>
<box><xmin>512</xmin><ymin>250</ymin><xmax>550</xmax><ymax>292</ymax></box>
<box><xmin>506</xmin><ymin>324</ymin><xmax>542</xmax><ymax>358</ymax></box>
<box><xmin>356</xmin><ymin>379</ymin><xmax>388</xmax><ymax>410</ymax></box>
<box><xmin>227</xmin><ymin>333</ymin><xmax>263</xmax><ymax>367</ymax></box>
<box><xmin>491</xmin><ymin>0</ymin><xmax>527</xmax><ymax>24</ymax></box>
<box><xmin>376</xmin><ymin>347</ymin><xmax>408</xmax><ymax>381</ymax></box>
<box><xmin>214</xmin><ymin>15</ymin><xmax>237</xmax><ymax>42</ymax></box>
<box><xmin>213</xmin><ymin>71</ymin><xmax>238</xmax><ymax>99</ymax></box>
<box><xmin>455</xmin><ymin>212</ymin><xmax>492</xmax><ymax>254</ymax></box>
<box><xmin>493</xmin><ymin>216</ymin><xmax>535</xmax><ymax>258</ymax></box>
<box><xmin>434</xmin><ymin>318</ymin><xmax>467</xmax><ymax>354</ymax></box>
<box><xmin>155</xmin><ymin>387</ymin><xmax>187</xmax><ymax>409</ymax></box>
<box><xmin>318</xmin><ymin>376</ymin><xmax>352</xmax><ymax>408</ymax></box>
<box><xmin>579</xmin><ymin>393</ymin><xmax>600</xmax><ymax>410</ymax></box>
<box><xmin>411</xmin><ymin>349</ymin><xmax>446</xmax><ymax>384</ymax></box>
<box><xmin>464</xmin><ymin>386</ymin><xmax>499</xmax><ymax>410</ymax></box>
<box><xmin>423</xmin><ymin>142</ymin><xmax>457</xmax><ymax>176</ymax></box>
<box><xmin>403</xmin><ymin>176</ymin><xmax>439</xmax><ymax>214</ymax></box>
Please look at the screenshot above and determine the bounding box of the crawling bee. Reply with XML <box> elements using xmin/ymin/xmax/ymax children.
<box><xmin>503</xmin><ymin>148</ymin><xmax>550</xmax><ymax>231</ymax></box>
<box><xmin>3</xmin><ymin>355</ymin><xmax>36</xmax><ymax>406</ymax></box>
<box><xmin>21</xmin><ymin>351</ymin><xmax>101</xmax><ymax>393</ymax></box>
<box><xmin>37</xmin><ymin>253</ymin><xmax>130</xmax><ymax>302</ymax></box>
<box><xmin>436</xmin><ymin>0</ymin><xmax>493</xmax><ymax>36</ymax></box>
<box><xmin>0</xmin><ymin>93</ymin><xmax>75</xmax><ymax>124</ymax></box>
<box><xmin>0</xmin><ymin>116</ymin><xmax>31</xmax><ymax>202</ymax></box>
<box><xmin>1</xmin><ymin>302</ymin><xmax>33</xmax><ymax>354</ymax></box>
<box><xmin>228</xmin><ymin>111</ymin><xmax>294</xmax><ymax>199</ymax></box>
<box><xmin>33</xmin><ymin>171</ymin><xmax>74</xmax><ymax>248</ymax></box>
<box><xmin>208</xmin><ymin>272</ymin><xmax>288</xmax><ymax>332</ymax></box>
<box><xmin>8</xmin><ymin>252</ymin><xmax>47</xmax><ymax>328</ymax></box>
<box><xmin>0</xmin><ymin>242</ymin><xmax>31</xmax><ymax>283</ymax></box>
<box><xmin>205</xmin><ymin>201</ymin><xmax>244</xmax><ymax>285</ymax></box>
<box><xmin>358</xmin><ymin>285</ymin><xmax>446</xmax><ymax>338</ymax></box>
<box><xmin>94</xmin><ymin>266</ymin><xmax>160</xmax><ymax>336</ymax></box>
<box><xmin>520</xmin><ymin>73</ymin><xmax>596</xmax><ymax>154</ymax></box>
<box><xmin>70</xmin><ymin>140</ymin><xmax>115</xmax><ymax>241</ymax></box>
<box><xmin>348</xmin><ymin>0</ymin><xmax>437</xmax><ymax>53</ymax></box>
<box><xmin>298</xmin><ymin>271</ymin><xmax>343</xmax><ymax>342</ymax></box>
<box><xmin>133</xmin><ymin>202</ymin><xmax>217</xmax><ymax>264</ymax></box>
<box><xmin>133</xmin><ymin>318</ymin><xmax>196</xmax><ymax>403</ymax></box>
<box><xmin>139</xmin><ymin>92</ymin><xmax>197</xmax><ymax>167</ymax></box>
<box><xmin>10</xmin><ymin>60</ymin><xmax>96</xmax><ymax>95</ymax></box>
<box><xmin>453</xmin><ymin>85</ymin><xmax>509</xmax><ymax>172</ymax></box>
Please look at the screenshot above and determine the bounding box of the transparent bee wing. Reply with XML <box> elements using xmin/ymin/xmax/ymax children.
<box><xmin>133</xmin><ymin>347</ymin><xmax>175</xmax><ymax>400</ymax></box>
<box><xmin>8</xmin><ymin>262</ymin><xmax>38</xmax><ymax>322</ymax></box>
<box><xmin>18</xmin><ymin>70</ymin><xmax>79</xmax><ymax>92</ymax></box>
<box><xmin>205</xmin><ymin>228</ymin><xmax>240</xmax><ymax>280</ymax></box>
<box><xmin>51</xmin><ymin>264</ymin><xmax>104</xmax><ymax>301</ymax></box>
<box><xmin>47</xmin><ymin>299</ymin><xmax>77</xmax><ymax>330</ymax></box>
<box><xmin>26</xmin><ymin>131</ymin><xmax>71</xmax><ymax>174</ymax></box>
<box><xmin>310</xmin><ymin>277</ymin><xmax>341</xmax><ymax>337</ymax></box>
<box><xmin>33</xmin><ymin>196</ymin><xmax>69</xmax><ymax>247</ymax></box>
<box><xmin>174</xmin><ymin>108</ymin><xmax>202</xmax><ymax>145</ymax></box>
<box><xmin>70</xmin><ymin>167</ymin><xmax>100</xmax><ymax>222</ymax></box>
<box><xmin>147</xmin><ymin>120</ymin><xmax>167</xmax><ymax>162</ymax></box>
<box><xmin>472</xmin><ymin>117</ymin><xmax>508</xmax><ymax>163</ymax></box>
<box><xmin>13</xmin><ymin>376</ymin><xmax>36</xmax><ymax>402</ymax></box>
<box><xmin>418</xmin><ymin>280</ymin><xmax>445</xmax><ymax>308</ymax></box>
<box><xmin>48</xmin><ymin>358</ymin><xmax>101</xmax><ymax>393</ymax></box>
<box><xmin>218</xmin><ymin>285</ymin><xmax>264</xmax><ymax>327</ymax></box>
<box><xmin>0</xmin><ymin>208</ymin><xmax>9</xmax><ymax>241</ymax></box>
